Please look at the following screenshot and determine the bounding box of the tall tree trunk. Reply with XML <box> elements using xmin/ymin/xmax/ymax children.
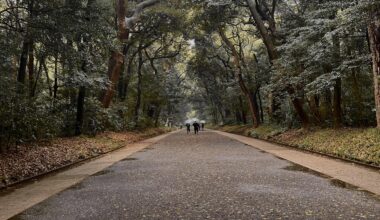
<box><xmin>53</xmin><ymin>54</ymin><xmax>58</xmax><ymax>98</ymax></box>
<box><xmin>28</xmin><ymin>41</ymin><xmax>34</xmax><ymax>97</ymax></box>
<box><xmin>102</xmin><ymin>51</ymin><xmax>125</xmax><ymax>107</ymax></box>
<box><xmin>101</xmin><ymin>0</ymin><xmax>128</xmax><ymax>108</ymax></box>
<box><xmin>320</xmin><ymin>90</ymin><xmax>332</xmax><ymax>122</ymax></box>
<box><xmin>267</xmin><ymin>91</ymin><xmax>279</xmax><ymax>122</ymax></box>
<box><xmin>218</xmin><ymin>106</ymin><xmax>225</xmax><ymax>125</ymax></box>
<box><xmin>239</xmin><ymin>96</ymin><xmax>247</xmax><ymax>124</ymax></box>
<box><xmin>154</xmin><ymin>107</ymin><xmax>161</xmax><ymax>127</ymax></box>
<box><xmin>251</xmin><ymin>90</ymin><xmax>261</xmax><ymax>125</ymax></box>
<box><xmin>134</xmin><ymin>51</ymin><xmax>143</xmax><ymax>126</ymax></box>
<box><xmin>351</xmin><ymin>70</ymin><xmax>364</xmax><ymax>125</ymax></box>
<box><xmin>235</xmin><ymin>110</ymin><xmax>242</xmax><ymax>123</ymax></box>
<box><xmin>75</xmin><ymin>86</ymin><xmax>86</xmax><ymax>135</ymax></box>
<box><xmin>246</xmin><ymin>0</ymin><xmax>283</xmax><ymax>124</ymax></box>
<box><xmin>308</xmin><ymin>95</ymin><xmax>322</xmax><ymax>124</ymax></box>
<box><xmin>258</xmin><ymin>89</ymin><xmax>264</xmax><ymax>123</ymax></box>
<box><xmin>332</xmin><ymin>34</ymin><xmax>343</xmax><ymax>128</ymax></box>
<box><xmin>287</xmin><ymin>86</ymin><xmax>310</xmax><ymax>128</ymax></box>
<box><xmin>118</xmin><ymin>62</ymin><xmax>126</xmax><ymax>100</ymax></box>
<box><xmin>368</xmin><ymin>16</ymin><xmax>380</xmax><ymax>128</ymax></box>
<box><xmin>31</xmin><ymin>57</ymin><xmax>43</xmax><ymax>97</ymax></box>
<box><xmin>120</xmin><ymin>54</ymin><xmax>136</xmax><ymax>101</ymax></box>
<box><xmin>17</xmin><ymin>1</ymin><xmax>35</xmax><ymax>91</ymax></box>
<box><xmin>74</xmin><ymin>0</ymin><xmax>95</xmax><ymax>135</ymax></box>
<box><xmin>17</xmin><ymin>41</ymin><xmax>29</xmax><ymax>85</ymax></box>
<box><xmin>333</xmin><ymin>78</ymin><xmax>343</xmax><ymax>128</ymax></box>
<box><xmin>12</xmin><ymin>55</ymin><xmax>18</xmax><ymax>78</ymax></box>
<box><xmin>237</xmin><ymin>75</ymin><xmax>260</xmax><ymax>128</ymax></box>
<box><xmin>42</xmin><ymin>60</ymin><xmax>53</xmax><ymax>97</ymax></box>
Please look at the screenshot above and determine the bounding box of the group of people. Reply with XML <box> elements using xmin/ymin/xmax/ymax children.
<box><xmin>185</xmin><ymin>121</ymin><xmax>205</xmax><ymax>134</ymax></box>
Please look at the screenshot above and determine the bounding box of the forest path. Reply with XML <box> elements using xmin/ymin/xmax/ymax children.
<box><xmin>9</xmin><ymin>130</ymin><xmax>380</xmax><ymax>219</ymax></box>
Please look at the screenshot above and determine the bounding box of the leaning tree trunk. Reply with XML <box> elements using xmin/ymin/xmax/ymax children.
<box><xmin>219</xmin><ymin>28</ymin><xmax>260</xmax><ymax>128</ymax></box>
<box><xmin>287</xmin><ymin>86</ymin><xmax>310</xmax><ymax>129</ymax></box>
<box><xmin>235</xmin><ymin>72</ymin><xmax>260</xmax><ymax>128</ymax></box>
<box><xmin>368</xmin><ymin>16</ymin><xmax>380</xmax><ymax>128</ymax></box>
<box><xmin>251</xmin><ymin>90</ymin><xmax>261</xmax><ymax>125</ymax></box>
<box><xmin>246</xmin><ymin>0</ymin><xmax>278</xmax><ymax>61</ymax></box>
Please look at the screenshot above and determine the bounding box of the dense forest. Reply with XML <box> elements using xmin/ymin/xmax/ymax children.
<box><xmin>1</xmin><ymin>0</ymin><xmax>380</xmax><ymax>153</ymax></box>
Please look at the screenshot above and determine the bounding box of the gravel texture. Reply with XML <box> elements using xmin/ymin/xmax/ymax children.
<box><xmin>11</xmin><ymin>130</ymin><xmax>380</xmax><ymax>220</ymax></box>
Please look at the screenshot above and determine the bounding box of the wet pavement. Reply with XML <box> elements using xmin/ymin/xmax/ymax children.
<box><xmin>11</xmin><ymin>131</ymin><xmax>380</xmax><ymax>219</ymax></box>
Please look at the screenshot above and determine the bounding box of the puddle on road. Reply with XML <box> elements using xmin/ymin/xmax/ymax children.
<box><xmin>138</xmin><ymin>147</ymin><xmax>155</xmax><ymax>153</ymax></box>
<box><xmin>329</xmin><ymin>179</ymin><xmax>380</xmax><ymax>201</ymax></box>
<box><xmin>282</xmin><ymin>164</ymin><xmax>329</xmax><ymax>178</ymax></box>
<box><xmin>92</xmin><ymin>169</ymin><xmax>113</xmax><ymax>176</ymax></box>
<box><xmin>330</xmin><ymin>178</ymin><xmax>359</xmax><ymax>190</ymax></box>
<box><xmin>69</xmin><ymin>182</ymin><xmax>85</xmax><ymax>190</ymax></box>
<box><xmin>9</xmin><ymin>215</ymin><xmax>23</xmax><ymax>220</ymax></box>
<box><xmin>283</xmin><ymin>164</ymin><xmax>380</xmax><ymax>200</ymax></box>
<box><xmin>121</xmin><ymin>157</ymin><xmax>138</xmax><ymax>161</ymax></box>
<box><xmin>274</xmin><ymin>156</ymin><xmax>286</xmax><ymax>161</ymax></box>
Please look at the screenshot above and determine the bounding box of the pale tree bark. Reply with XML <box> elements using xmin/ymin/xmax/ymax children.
<box><xmin>368</xmin><ymin>15</ymin><xmax>380</xmax><ymax>128</ymax></box>
<box><xmin>134</xmin><ymin>50</ymin><xmax>144</xmax><ymax>126</ymax></box>
<box><xmin>101</xmin><ymin>0</ymin><xmax>160</xmax><ymax>108</ymax></box>
<box><xmin>219</xmin><ymin>27</ymin><xmax>260</xmax><ymax>128</ymax></box>
<box><xmin>125</xmin><ymin>0</ymin><xmax>160</xmax><ymax>29</ymax></box>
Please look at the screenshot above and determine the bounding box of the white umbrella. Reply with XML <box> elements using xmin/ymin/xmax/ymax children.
<box><xmin>191</xmin><ymin>118</ymin><xmax>199</xmax><ymax>124</ymax></box>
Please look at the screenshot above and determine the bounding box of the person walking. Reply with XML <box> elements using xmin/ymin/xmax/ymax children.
<box><xmin>186</xmin><ymin>123</ymin><xmax>191</xmax><ymax>134</ymax></box>
<box><xmin>193</xmin><ymin>121</ymin><xmax>200</xmax><ymax>134</ymax></box>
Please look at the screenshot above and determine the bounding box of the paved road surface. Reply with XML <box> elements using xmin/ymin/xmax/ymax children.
<box><xmin>11</xmin><ymin>131</ymin><xmax>380</xmax><ymax>219</ymax></box>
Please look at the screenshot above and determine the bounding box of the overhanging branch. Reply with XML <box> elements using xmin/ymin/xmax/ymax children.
<box><xmin>125</xmin><ymin>0</ymin><xmax>160</xmax><ymax>29</ymax></box>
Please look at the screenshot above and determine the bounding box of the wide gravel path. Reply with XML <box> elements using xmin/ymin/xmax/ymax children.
<box><xmin>12</xmin><ymin>130</ymin><xmax>380</xmax><ymax>219</ymax></box>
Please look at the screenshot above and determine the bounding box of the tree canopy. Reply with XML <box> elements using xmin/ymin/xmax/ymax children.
<box><xmin>1</xmin><ymin>0</ymin><xmax>380</xmax><ymax>152</ymax></box>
